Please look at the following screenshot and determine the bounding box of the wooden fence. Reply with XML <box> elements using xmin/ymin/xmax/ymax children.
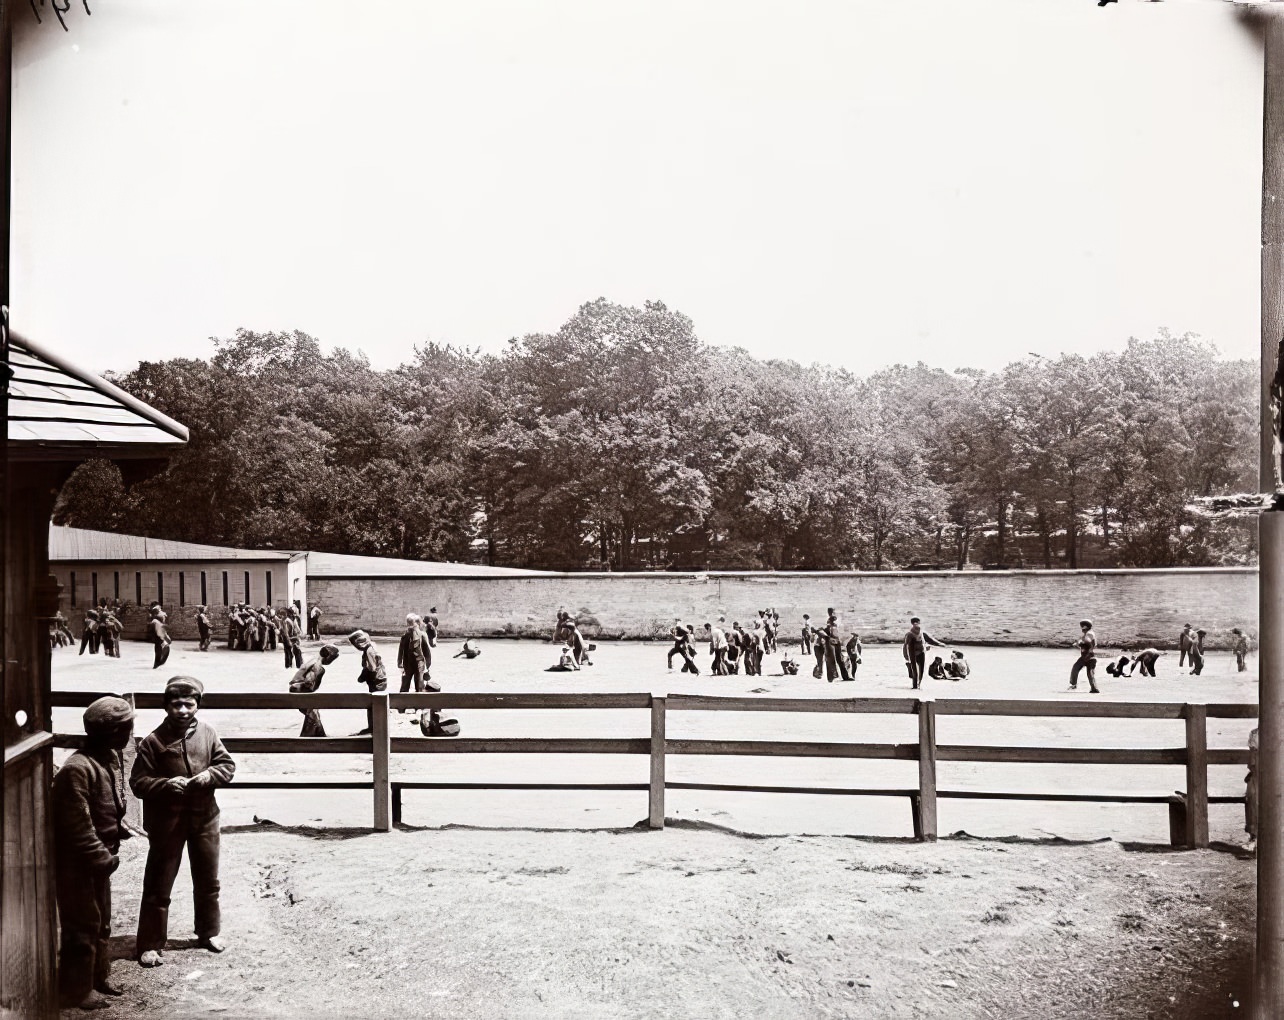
<box><xmin>49</xmin><ymin>692</ymin><xmax>1257</xmax><ymax>846</ymax></box>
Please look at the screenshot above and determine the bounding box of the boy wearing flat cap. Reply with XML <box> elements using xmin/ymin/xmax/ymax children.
<box><xmin>52</xmin><ymin>696</ymin><xmax>135</xmax><ymax>1009</ymax></box>
<box><xmin>131</xmin><ymin>677</ymin><xmax>235</xmax><ymax>967</ymax></box>
<box><xmin>348</xmin><ymin>630</ymin><xmax>387</xmax><ymax>735</ymax></box>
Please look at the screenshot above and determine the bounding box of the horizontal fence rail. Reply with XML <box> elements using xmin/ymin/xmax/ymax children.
<box><xmin>47</xmin><ymin>691</ymin><xmax>1257</xmax><ymax>844</ymax></box>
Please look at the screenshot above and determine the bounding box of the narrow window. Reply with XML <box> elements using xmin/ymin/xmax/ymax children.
<box><xmin>113</xmin><ymin>571</ymin><xmax>120</xmax><ymax>599</ymax></box>
<box><xmin>135</xmin><ymin>572</ymin><xmax>142</xmax><ymax>606</ymax></box>
<box><xmin>222</xmin><ymin>571</ymin><xmax>229</xmax><ymax>606</ymax></box>
<box><xmin>179</xmin><ymin>572</ymin><xmax>186</xmax><ymax>607</ymax></box>
<box><xmin>266</xmin><ymin>571</ymin><xmax>273</xmax><ymax>606</ymax></box>
<box><xmin>157</xmin><ymin>571</ymin><xmax>164</xmax><ymax>605</ymax></box>
<box><xmin>70</xmin><ymin>571</ymin><xmax>76</xmax><ymax>608</ymax></box>
<box><xmin>244</xmin><ymin>570</ymin><xmax>251</xmax><ymax>604</ymax></box>
<box><xmin>91</xmin><ymin>571</ymin><xmax>98</xmax><ymax>606</ymax></box>
<box><xmin>201</xmin><ymin>571</ymin><xmax>208</xmax><ymax>606</ymax></box>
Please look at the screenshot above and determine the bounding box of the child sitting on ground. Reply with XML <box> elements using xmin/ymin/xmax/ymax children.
<box><xmin>780</xmin><ymin>653</ymin><xmax>800</xmax><ymax>676</ymax></box>
<box><xmin>453</xmin><ymin>639</ymin><xmax>481</xmax><ymax>659</ymax></box>
<box><xmin>546</xmin><ymin>645</ymin><xmax>579</xmax><ymax>672</ymax></box>
<box><xmin>944</xmin><ymin>650</ymin><xmax>969</xmax><ymax>680</ymax></box>
<box><xmin>927</xmin><ymin>655</ymin><xmax>949</xmax><ymax>680</ymax></box>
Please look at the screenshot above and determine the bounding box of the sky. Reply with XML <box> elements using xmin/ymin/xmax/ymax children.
<box><xmin>9</xmin><ymin>0</ymin><xmax>1267</xmax><ymax>378</ymax></box>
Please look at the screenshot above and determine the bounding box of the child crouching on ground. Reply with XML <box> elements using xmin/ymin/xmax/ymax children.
<box><xmin>131</xmin><ymin>676</ymin><xmax>235</xmax><ymax>968</ymax></box>
<box><xmin>546</xmin><ymin>645</ymin><xmax>579</xmax><ymax>672</ymax></box>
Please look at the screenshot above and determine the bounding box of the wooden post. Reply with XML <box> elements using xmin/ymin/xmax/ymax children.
<box><xmin>122</xmin><ymin>692</ymin><xmax>142</xmax><ymax>831</ymax></box>
<box><xmin>1261</xmin><ymin>16</ymin><xmax>1284</xmax><ymax>1018</ymax></box>
<box><xmin>1184</xmin><ymin>704</ymin><xmax>1209</xmax><ymax>850</ymax></box>
<box><xmin>916</xmin><ymin>699</ymin><xmax>938</xmax><ymax>842</ymax></box>
<box><xmin>649</xmin><ymin>696</ymin><xmax>666</xmax><ymax>829</ymax></box>
<box><xmin>371</xmin><ymin>692</ymin><xmax>391</xmax><ymax>831</ymax></box>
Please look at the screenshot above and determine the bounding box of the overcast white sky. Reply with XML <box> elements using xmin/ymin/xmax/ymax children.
<box><xmin>9</xmin><ymin>0</ymin><xmax>1266</xmax><ymax>376</ymax></box>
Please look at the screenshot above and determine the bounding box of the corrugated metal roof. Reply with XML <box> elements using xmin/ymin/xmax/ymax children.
<box><xmin>305</xmin><ymin>551</ymin><xmax>548</xmax><ymax>578</ymax></box>
<box><xmin>49</xmin><ymin>525</ymin><xmax>294</xmax><ymax>562</ymax></box>
<box><xmin>9</xmin><ymin>333</ymin><xmax>188</xmax><ymax>450</ymax></box>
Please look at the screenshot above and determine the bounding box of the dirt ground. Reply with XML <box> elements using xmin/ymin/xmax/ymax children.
<box><xmin>53</xmin><ymin>635</ymin><xmax>1260</xmax><ymax>1018</ymax></box>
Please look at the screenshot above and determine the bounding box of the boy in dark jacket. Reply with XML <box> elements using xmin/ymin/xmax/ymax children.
<box><xmin>396</xmin><ymin>614</ymin><xmax>432</xmax><ymax>711</ymax></box>
<box><xmin>131</xmin><ymin>676</ymin><xmax>235</xmax><ymax>967</ymax></box>
<box><xmin>53</xmin><ymin>696</ymin><xmax>136</xmax><ymax>1008</ymax></box>
<box><xmin>349</xmin><ymin>630</ymin><xmax>388</xmax><ymax>735</ymax></box>
<box><xmin>290</xmin><ymin>644</ymin><xmax>340</xmax><ymax>736</ymax></box>
<box><xmin>280</xmin><ymin>608</ymin><xmax>304</xmax><ymax>669</ymax></box>
<box><xmin>147</xmin><ymin>606</ymin><xmax>172</xmax><ymax>670</ymax></box>
<box><xmin>195</xmin><ymin>605</ymin><xmax>212</xmax><ymax>652</ymax></box>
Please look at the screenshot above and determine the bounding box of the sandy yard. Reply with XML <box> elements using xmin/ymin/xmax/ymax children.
<box><xmin>53</xmin><ymin>635</ymin><xmax>1260</xmax><ymax>1018</ymax></box>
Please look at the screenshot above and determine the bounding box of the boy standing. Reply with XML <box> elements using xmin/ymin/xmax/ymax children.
<box><xmin>53</xmin><ymin>696</ymin><xmax>135</xmax><ymax>1008</ymax></box>
<box><xmin>132</xmin><ymin>677</ymin><xmax>235</xmax><ymax>967</ymax></box>
<box><xmin>1233</xmin><ymin>628</ymin><xmax>1250</xmax><ymax>673</ymax></box>
<box><xmin>147</xmin><ymin>606</ymin><xmax>172</xmax><ymax>670</ymax></box>
<box><xmin>1070</xmin><ymin>620</ymin><xmax>1100</xmax><ymax>694</ymax></box>
<box><xmin>195</xmin><ymin>605</ymin><xmax>212</xmax><ymax>652</ymax></box>
<box><xmin>902</xmin><ymin>617</ymin><xmax>945</xmax><ymax>690</ymax></box>
<box><xmin>349</xmin><ymin>630</ymin><xmax>388</xmax><ymax>735</ymax></box>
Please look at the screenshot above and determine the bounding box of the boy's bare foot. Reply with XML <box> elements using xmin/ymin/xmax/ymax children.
<box><xmin>139</xmin><ymin>950</ymin><xmax>164</xmax><ymax>968</ymax></box>
<box><xmin>200</xmin><ymin>935</ymin><xmax>227</xmax><ymax>953</ymax></box>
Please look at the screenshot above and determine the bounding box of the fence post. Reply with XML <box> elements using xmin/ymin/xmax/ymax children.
<box><xmin>649</xmin><ymin>696</ymin><xmax>666</xmax><ymax>829</ymax></box>
<box><xmin>916</xmin><ymin>699</ymin><xmax>938</xmax><ymax>842</ymax></box>
<box><xmin>122</xmin><ymin>692</ymin><xmax>142</xmax><ymax>831</ymax></box>
<box><xmin>371</xmin><ymin>692</ymin><xmax>392</xmax><ymax>831</ymax></box>
<box><xmin>1184</xmin><ymin>703</ymin><xmax>1209</xmax><ymax>849</ymax></box>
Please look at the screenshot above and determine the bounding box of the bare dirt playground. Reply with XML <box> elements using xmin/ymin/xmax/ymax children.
<box><xmin>53</xmin><ymin>635</ymin><xmax>1260</xmax><ymax>1018</ymax></box>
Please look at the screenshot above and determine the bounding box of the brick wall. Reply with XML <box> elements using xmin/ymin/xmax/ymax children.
<box><xmin>52</xmin><ymin>560</ymin><xmax>291</xmax><ymax>640</ymax></box>
<box><xmin>306</xmin><ymin>568</ymin><xmax>1259</xmax><ymax>649</ymax></box>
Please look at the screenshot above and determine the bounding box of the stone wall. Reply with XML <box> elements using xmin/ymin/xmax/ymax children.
<box><xmin>305</xmin><ymin>568</ymin><xmax>1259</xmax><ymax>649</ymax></box>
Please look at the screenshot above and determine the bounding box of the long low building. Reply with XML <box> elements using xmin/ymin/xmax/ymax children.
<box><xmin>48</xmin><ymin>526</ymin><xmax>549</xmax><ymax>640</ymax></box>
<box><xmin>48</xmin><ymin>526</ymin><xmax>299</xmax><ymax>640</ymax></box>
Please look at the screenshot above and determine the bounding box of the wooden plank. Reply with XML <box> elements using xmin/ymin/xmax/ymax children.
<box><xmin>227</xmin><ymin>779</ymin><xmax>371</xmax><ymax>789</ymax></box>
<box><xmin>934</xmin><ymin>699</ymin><xmax>1187</xmax><ymax>719</ymax></box>
<box><xmin>935</xmin><ymin>745</ymin><xmax>1187</xmax><ymax>765</ymax></box>
<box><xmin>2</xmin><ymin>730</ymin><xmax>53</xmax><ymax>767</ymax></box>
<box><xmin>1206</xmin><ymin>704</ymin><xmax>1261</xmax><ymax>719</ymax></box>
<box><xmin>936</xmin><ymin>789</ymin><xmax>1177</xmax><ymax>804</ymax></box>
<box><xmin>665</xmin><ymin>782</ymin><xmax>918</xmax><ymax>797</ymax></box>
<box><xmin>665</xmin><ymin>739</ymin><xmax>918</xmax><ymax>760</ymax></box>
<box><xmin>389</xmin><ymin>737</ymin><xmax>650</xmax><ymax>755</ymax></box>
<box><xmin>221</xmin><ymin>737</ymin><xmax>372</xmax><ymax>754</ymax></box>
<box><xmin>388</xmin><ymin>692</ymin><xmax>653</xmax><ymax>710</ymax></box>
<box><xmin>917</xmin><ymin>701</ymin><xmax>938</xmax><ymax>842</ymax></box>
<box><xmin>202</xmin><ymin>692</ymin><xmax>375</xmax><ymax>709</ymax></box>
<box><xmin>649</xmin><ymin>697</ymin><xmax>666</xmax><ymax>829</ymax></box>
<box><xmin>392</xmin><ymin>782</ymin><xmax>649</xmax><ymax>791</ymax></box>
<box><xmin>33</xmin><ymin>750</ymin><xmax>56</xmax><ymax>1016</ymax></box>
<box><xmin>1185</xmin><ymin>704</ymin><xmax>1210</xmax><ymax>849</ymax></box>
<box><xmin>371</xmin><ymin>692</ymin><xmax>392</xmax><ymax>831</ymax></box>
<box><xmin>665</xmin><ymin>695</ymin><xmax>919</xmax><ymax>714</ymax></box>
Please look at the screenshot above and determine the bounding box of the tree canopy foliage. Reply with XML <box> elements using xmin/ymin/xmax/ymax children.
<box><xmin>53</xmin><ymin>301</ymin><xmax>1258</xmax><ymax>571</ymax></box>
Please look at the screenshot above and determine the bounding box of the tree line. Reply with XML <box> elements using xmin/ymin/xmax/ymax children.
<box><xmin>53</xmin><ymin>299</ymin><xmax>1259</xmax><ymax>572</ymax></box>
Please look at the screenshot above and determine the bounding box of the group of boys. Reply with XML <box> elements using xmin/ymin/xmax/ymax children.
<box><xmin>804</xmin><ymin>609</ymin><xmax>863</xmax><ymax>683</ymax></box>
<box><xmin>52</xmin><ymin>678</ymin><xmax>234</xmax><ymax>1010</ymax></box>
<box><xmin>1100</xmin><ymin>622</ymin><xmax>1252</xmax><ymax>681</ymax></box>
<box><xmin>222</xmin><ymin>603</ymin><xmax>305</xmax><ymax>668</ymax></box>
<box><xmin>74</xmin><ymin>600</ymin><xmax>128</xmax><ymax>659</ymax></box>
<box><xmin>665</xmin><ymin>610</ymin><xmax>782</xmax><ymax>677</ymax></box>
